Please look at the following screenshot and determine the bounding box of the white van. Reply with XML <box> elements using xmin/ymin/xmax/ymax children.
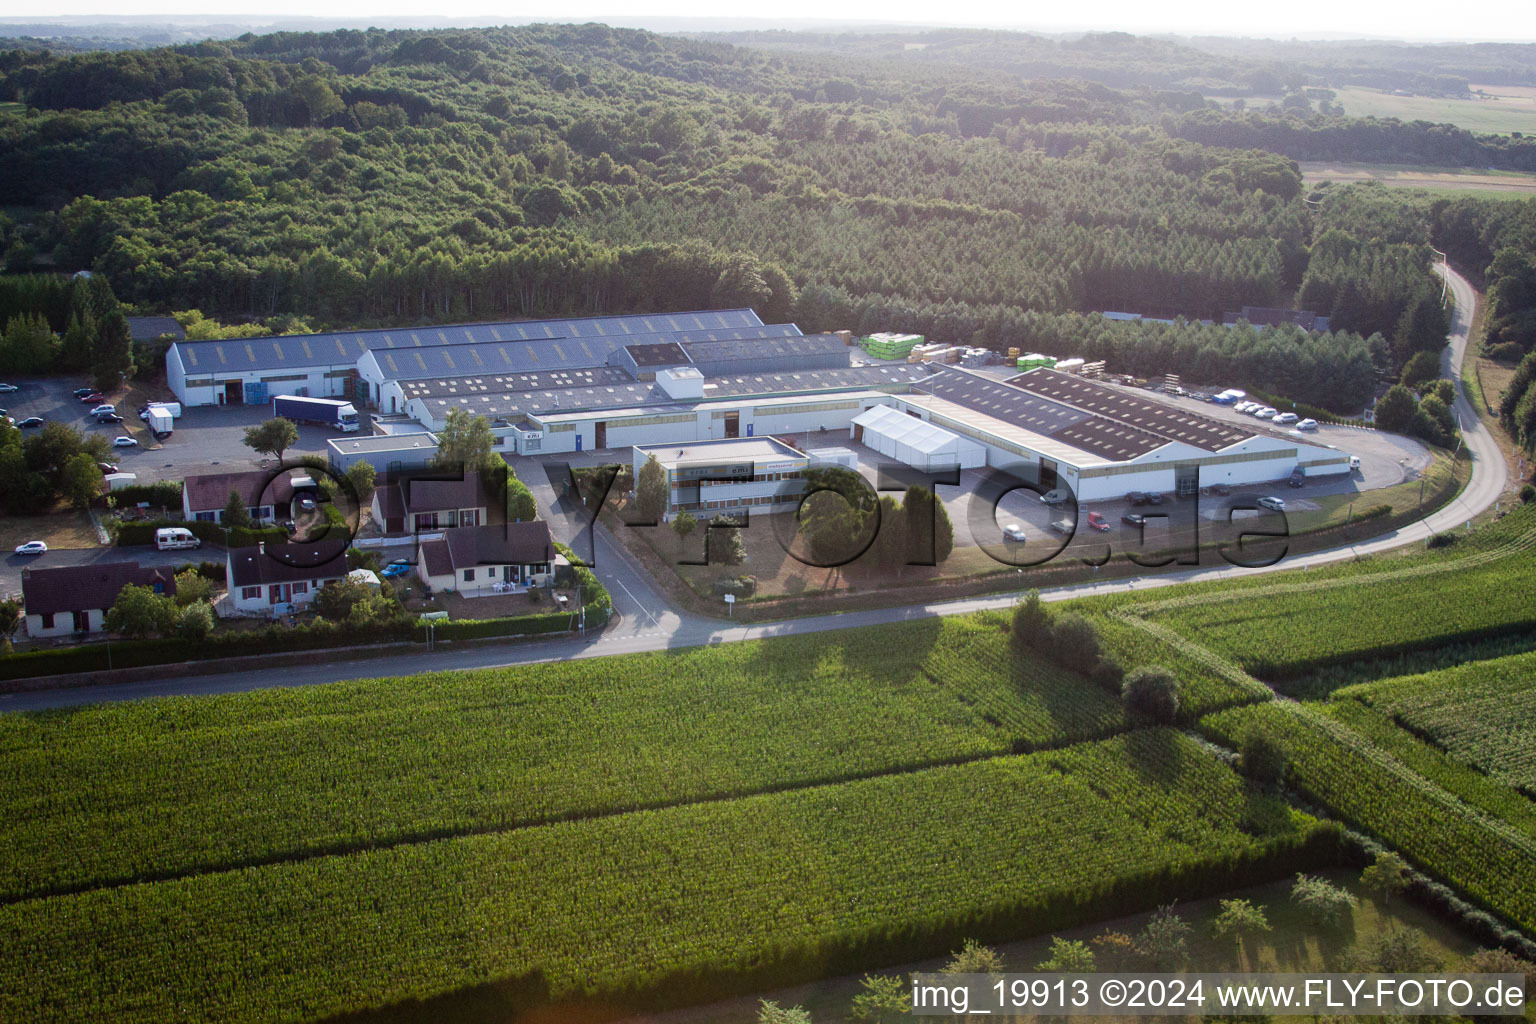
<box><xmin>155</xmin><ymin>527</ymin><xmax>201</xmax><ymax>551</ymax></box>
<box><xmin>1349</xmin><ymin>455</ymin><xmax>1362</xmax><ymax>471</ymax></box>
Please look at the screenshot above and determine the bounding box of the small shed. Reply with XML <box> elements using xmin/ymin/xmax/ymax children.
<box><xmin>808</xmin><ymin>447</ymin><xmax>859</xmax><ymax>471</ymax></box>
<box><xmin>850</xmin><ymin>405</ymin><xmax>986</xmax><ymax>472</ymax></box>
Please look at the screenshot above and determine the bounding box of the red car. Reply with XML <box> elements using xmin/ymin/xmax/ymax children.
<box><xmin>1085</xmin><ymin>511</ymin><xmax>1111</xmax><ymax>532</ymax></box>
<box><xmin>79</xmin><ymin>392</ymin><xmax>104</xmax><ymax>403</ymax></box>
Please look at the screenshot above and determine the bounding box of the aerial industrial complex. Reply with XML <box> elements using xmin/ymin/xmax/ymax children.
<box><xmin>164</xmin><ymin>308</ymin><xmax>1353</xmax><ymax>502</ymax></box>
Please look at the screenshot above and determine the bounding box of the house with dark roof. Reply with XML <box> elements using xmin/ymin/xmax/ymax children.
<box><xmin>183</xmin><ymin>470</ymin><xmax>297</xmax><ymax>523</ymax></box>
<box><xmin>22</xmin><ymin>561</ymin><xmax>177</xmax><ymax>637</ymax></box>
<box><xmin>370</xmin><ymin>470</ymin><xmax>490</xmax><ymax>536</ymax></box>
<box><xmin>414</xmin><ymin>522</ymin><xmax>557</xmax><ymax>596</ymax></box>
<box><xmin>225</xmin><ymin>540</ymin><xmax>349</xmax><ymax>617</ymax></box>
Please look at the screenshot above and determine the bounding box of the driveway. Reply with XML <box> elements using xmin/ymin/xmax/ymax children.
<box><xmin>1</xmin><ymin>546</ymin><xmax>203</xmax><ymax>604</ymax></box>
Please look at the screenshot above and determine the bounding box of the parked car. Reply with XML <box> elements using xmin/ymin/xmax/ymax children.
<box><xmin>1085</xmin><ymin>511</ymin><xmax>1111</xmax><ymax>532</ymax></box>
<box><xmin>78</xmin><ymin>392</ymin><xmax>104</xmax><ymax>403</ymax></box>
<box><xmin>1296</xmin><ymin>418</ymin><xmax>1319</xmax><ymax>431</ymax></box>
<box><xmin>1049</xmin><ymin>518</ymin><xmax>1074</xmax><ymax>534</ymax></box>
<box><xmin>13</xmin><ymin>541</ymin><xmax>47</xmax><ymax>555</ymax></box>
<box><xmin>1001</xmin><ymin>523</ymin><xmax>1027</xmax><ymax>543</ymax></box>
<box><xmin>1257</xmin><ymin>496</ymin><xmax>1287</xmax><ymax>512</ymax></box>
<box><xmin>137</xmin><ymin>405</ymin><xmax>150</xmax><ymax>419</ymax></box>
<box><xmin>1039</xmin><ymin>488</ymin><xmax>1071</xmax><ymax>506</ymax></box>
<box><xmin>281</xmin><ymin>520</ymin><xmax>297</xmax><ymax>535</ymax></box>
<box><xmin>1273</xmin><ymin>412</ymin><xmax>1299</xmax><ymax>425</ymax></box>
<box><xmin>1125</xmin><ymin>491</ymin><xmax>1148</xmax><ymax>505</ymax></box>
<box><xmin>112</xmin><ymin>435</ymin><xmax>139</xmax><ymax>448</ymax></box>
<box><xmin>1254</xmin><ymin>406</ymin><xmax>1278</xmax><ymax>419</ymax></box>
<box><xmin>0</xmin><ymin>383</ymin><xmax>18</xmax><ymax>393</ymax></box>
<box><xmin>1122</xmin><ymin>512</ymin><xmax>1147</xmax><ymax>526</ymax></box>
<box><xmin>97</xmin><ymin>462</ymin><xmax>119</xmax><ymax>474</ymax></box>
<box><xmin>296</xmin><ymin>495</ymin><xmax>317</xmax><ymax>512</ymax></box>
<box><xmin>16</xmin><ymin>416</ymin><xmax>44</xmax><ymax>429</ymax></box>
<box><xmin>1145</xmin><ymin>492</ymin><xmax>1165</xmax><ymax>505</ymax></box>
<box><xmin>73</xmin><ymin>387</ymin><xmax>96</xmax><ymax>398</ymax></box>
<box><xmin>1288</xmin><ymin>468</ymin><xmax>1306</xmax><ymax>488</ymax></box>
<box><xmin>96</xmin><ymin>413</ymin><xmax>124</xmax><ymax>424</ymax></box>
<box><xmin>90</xmin><ymin>404</ymin><xmax>115</xmax><ymax>416</ymax></box>
<box><xmin>1233</xmin><ymin>401</ymin><xmax>1256</xmax><ymax>413</ymax></box>
<box><xmin>381</xmin><ymin>559</ymin><xmax>412</xmax><ymax>578</ymax></box>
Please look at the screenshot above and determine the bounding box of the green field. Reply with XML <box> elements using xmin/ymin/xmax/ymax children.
<box><xmin>0</xmin><ymin>615</ymin><xmax>1134</xmax><ymax>903</ymax></box>
<box><xmin>0</xmin><ymin>730</ymin><xmax>1331</xmax><ymax>1023</ymax></box>
<box><xmin>1336</xmin><ymin>652</ymin><xmax>1536</xmax><ymax>795</ymax></box>
<box><xmin>1202</xmin><ymin>701</ymin><xmax>1536</xmax><ymax>934</ymax></box>
<box><xmin>1334</xmin><ymin>86</ymin><xmax>1536</xmax><ymax>135</ymax></box>
<box><xmin>1133</xmin><ymin>529</ymin><xmax>1536</xmax><ymax>681</ymax></box>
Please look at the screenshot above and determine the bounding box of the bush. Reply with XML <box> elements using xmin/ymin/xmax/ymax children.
<box><xmin>1238</xmin><ymin>731</ymin><xmax>1288</xmax><ymax>790</ymax></box>
<box><xmin>1520</xmin><ymin>483</ymin><xmax>1536</xmax><ymax>504</ymax></box>
<box><xmin>177</xmin><ymin>602</ymin><xmax>214</xmax><ymax>640</ymax></box>
<box><xmin>1011</xmin><ymin>590</ymin><xmax>1052</xmax><ymax>649</ymax></box>
<box><xmin>1291</xmin><ymin>873</ymin><xmax>1358</xmax><ymax>926</ymax></box>
<box><xmin>1122</xmin><ymin>665</ymin><xmax>1180</xmax><ymax>723</ymax></box>
<box><xmin>107</xmin><ymin>481</ymin><xmax>183</xmax><ymax>509</ymax></box>
<box><xmin>1049</xmin><ymin>612</ymin><xmax>1101</xmax><ymax>674</ymax></box>
<box><xmin>1400</xmin><ymin>350</ymin><xmax>1441</xmax><ymax>389</ymax></box>
<box><xmin>1486</xmin><ymin>341</ymin><xmax>1526</xmax><ymax>363</ymax></box>
<box><xmin>1090</xmin><ymin>658</ymin><xmax>1125</xmax><ymax>692</ymax></box>
<box><xmin>1426</xmin><ymin>532</ymin><xmax>1460</xmax><ymax>549</ymax></box>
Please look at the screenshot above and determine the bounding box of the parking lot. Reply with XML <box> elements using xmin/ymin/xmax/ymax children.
<box><xmin>128</xmin><ymin>401</ymin><xmax>340</xmax><ymax>483</ymax></box>
<box><xmin>0</xmin><ymin>377</ymin><xmax>146</xmax><ymax>455</ymax></box>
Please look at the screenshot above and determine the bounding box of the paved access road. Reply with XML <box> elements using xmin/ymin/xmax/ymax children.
<box><xmin>1</xmin><ymin>264</ymin><xmax>1509</xmax><ymax>713</ymax></box>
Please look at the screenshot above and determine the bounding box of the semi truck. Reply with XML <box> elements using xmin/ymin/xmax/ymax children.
<box><xmin>273</xmin><ymin>396</ymin><xmax>361</xmax><ymax>433</ymax></box>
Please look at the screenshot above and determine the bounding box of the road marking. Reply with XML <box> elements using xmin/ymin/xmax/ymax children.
<box><xmin>607</xmin><ymin>574</ymin><xmax>659</xmax><ymax>629</ymax></box>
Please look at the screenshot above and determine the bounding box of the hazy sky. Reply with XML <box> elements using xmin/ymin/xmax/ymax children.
<box><xmin>24</xmin><ymin>0</ymin><xmax>1536</xmax><ymax>42</ymax></box>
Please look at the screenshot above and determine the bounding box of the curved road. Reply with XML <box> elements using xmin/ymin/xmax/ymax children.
<box><xmin>1</xmin><ymin>264</ymin><xmax>1509</xmax><ymax>712</ymax></box>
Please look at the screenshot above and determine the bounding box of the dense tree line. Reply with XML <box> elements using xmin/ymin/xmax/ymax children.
<box><xmin>1171</xmin><ymin>108</ymin><xmax>1536</xmax><ymax>172</ymax></box>
<box><xmin>0</xmin><ymin>24</ymin><xmax>1470</xmax><ymax>415</ymax></box>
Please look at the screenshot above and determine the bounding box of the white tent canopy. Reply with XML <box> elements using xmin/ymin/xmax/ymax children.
<box><xmin>851</xmin><ymin>404</ymin><xmax>986</xmax><ymax>471</ymax></box>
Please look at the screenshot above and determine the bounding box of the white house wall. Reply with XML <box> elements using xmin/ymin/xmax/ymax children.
<box><xmin>25</xmin><ymin>609</ymin><xmax>105</xmax><ymax>637</ymax></box>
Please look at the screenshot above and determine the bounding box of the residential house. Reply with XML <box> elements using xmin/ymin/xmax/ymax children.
<box><xmin>183</xmin><ymin>470</ymin><xmax>296</xmax><ymax>524</ymax></box>
<box><xmin>415</xmin><ymin>522</ymin><xmax>557</xmax><ymax>596</ymax></box>
<box><xmin>226</xmin><ymin>540</ymin><xmax>349</xmax><ymax>617</ymax></box>
<box><xmin>371</xmin><ymin>469</ymin><xmax>489</xmax><ymax>536</ymax></box>
<box><xmin>22</xmin><ymin>561</ymin><xmax>177</xmax><ymax>637</ymax></box>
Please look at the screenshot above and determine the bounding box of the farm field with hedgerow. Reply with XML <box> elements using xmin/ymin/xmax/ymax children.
<box><xmin>0</xmin><ymin>614</ymin><xmax>1132</xmax><ymax>904</ymax></box>
<box><xmin>0</xmin><ymin>731</ymin><xmax>1333</xmax><ymax>1023</ymax></box>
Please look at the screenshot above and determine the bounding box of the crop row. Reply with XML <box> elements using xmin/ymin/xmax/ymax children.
<box><xmin>0</xmin><ymin>614</ymin><xmax>1126</xmax><ymax>903</ymax></box>
<box><xmin>1146</xmin><ymin>547</ymin><xmax>1536</xmax><ymax>680</ymax></box>
<box><xmin>0</xmin><ymin>731</ymin><xmax>1333</xmax><ymax>1024</ymax></box>
<box><xmin>1319</xmin><ymin>700</ymin><xmax>1536</xmax><ymax>842</ymax></box>
<box><xmin>1202</xmin><ymin>702</ymin><xmax>1536</xmax><ymax>933</ymax></box>
<box><xmin>1335</xmin><ymin>651</ymin><xmax>1536</xmax><ymax>794</ymax></box>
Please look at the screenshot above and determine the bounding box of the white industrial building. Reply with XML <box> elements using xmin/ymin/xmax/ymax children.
<box><xmin>851</xmin><ymin>404</ymin><xmax>987</xmax><ymax>472</ymax></box>
<box><xmin>889</xmin><ymin>367</ymin><xmax>1351</xmax><ymax>501</ymax></box>
<box><xmin>164</xmin><ymin>306</ymin><xmax>1354</xmax><ymax>504</ymax></box>
<box><xmin>633</xmin><ymin>437</ymin><xmax>811</xmax><ymax>516</ymax></box>
<box><xmin>326</xmin><ymin>432</ymin><xmax>440</xmax><ymax>474</ymax></box>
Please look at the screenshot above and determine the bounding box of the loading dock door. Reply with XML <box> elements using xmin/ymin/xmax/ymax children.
<box><xmin>1176</xmin><ymin>464</ymin><xmax>1199</xmax><ymax>497</ymax></box>
<box><xmin>1040</xmin><ymin>459</ymin><xmax>1059</xmax><ymax>490</ymax></box>
<box><xmin>723</xmin><ymin>412</ymin><xmax>739</xmax><ymax>439</ymax></box>
<box><xmin>594</xmin><ymin>421</ymin><xmax>607</xmax><ymax>449</ymax></box>
<box><xmin>853</xmin><ymin>424</ymin><xmax>864</xmax><ymax>443</ymax></box>
<box><xmin>223</xmin><ymin>380</ymin><xmax>243</xmax><ymax>405</ymax></box>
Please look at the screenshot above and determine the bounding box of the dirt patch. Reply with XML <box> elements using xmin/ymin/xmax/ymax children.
<box><xmin>0</xmin><ymin>507</ymin><xmax>101</xmax><ymax>551</ymax></box>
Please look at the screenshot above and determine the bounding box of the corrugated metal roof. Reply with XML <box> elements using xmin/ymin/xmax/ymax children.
<box><xmin>407</xmin><ymin>364</ymin><xmax>930</xmax><ymax>423</ymax></box>
<box><xmin>172</xmin><ymin>309</ymin><xmax>768</xmax><ymax>374</ymax></box>
<box><xmin>681</xmin><ymin>333</ymin><xmax>846</xmax><ymax>366</ymax></box>
<box><xmin>1006</xmin><ymin>369</ymin><xmax>1252</xmax><ymax>453</ymax></box>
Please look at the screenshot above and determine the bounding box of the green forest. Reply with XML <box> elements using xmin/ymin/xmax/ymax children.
<box><xmin>0</xmin><ymin>25</ymin><xmax>1533</xmax><ymax>412</ymax></box>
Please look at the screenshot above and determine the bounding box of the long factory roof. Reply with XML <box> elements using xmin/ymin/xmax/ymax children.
<box><xmin>912</xmin><ymin>367</ymin><xmax>1283</xmax><ymax>463</ymax></box>
<box><xmin>406</xmin><ymin>364</ymin><xmax>932</xmax><ymax>423</ymax></box>
<box><xmin>172</xmin><ymin>309</ymin><xmax>769</xmax><ymax>375</ymax></box>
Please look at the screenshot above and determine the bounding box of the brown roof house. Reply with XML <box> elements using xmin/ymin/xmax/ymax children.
<box><xmin>226</xmin><ymin>539</ymin><xmax>349</xmax><ymax>618</ymax></box>
<box><xmin>183</xmin><ymin>470</ymin><xmax>297</xmax><ymax>524</ymax></box>
<box><xmin>414</xmin><ymin>522</ymin><xmax>557</xmax><ymax>596</ymax></box>
<box><xmin>22</xmin><ymin>561</ymin><xmax>177</xmax><ymax>637</ymax></box>
<box><xmin>371</xmin><ymin>469</ymin><xmax>491</xmax><ymax>536</ymax></box>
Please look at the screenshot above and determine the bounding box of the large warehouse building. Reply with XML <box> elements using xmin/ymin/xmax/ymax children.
<box><xmin>167</xmin><ymin>307</ymin><xmax>1353</xmax><ymax>502</ymax></box>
